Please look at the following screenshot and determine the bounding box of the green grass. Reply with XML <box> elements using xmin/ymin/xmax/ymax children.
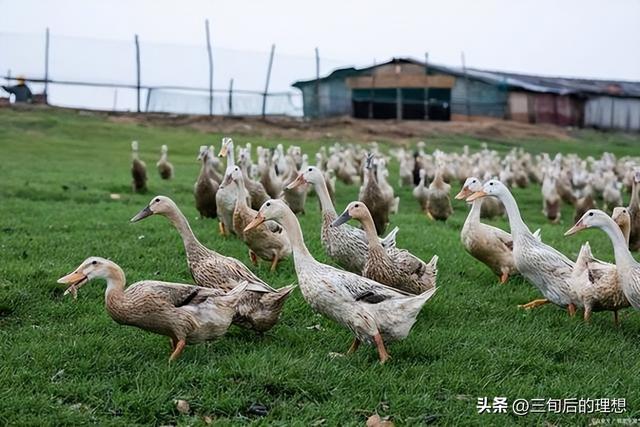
<box><xmin>1</xmin><ymin>108</ymin><xmax>640</xmax><ymax>426</ymax></box>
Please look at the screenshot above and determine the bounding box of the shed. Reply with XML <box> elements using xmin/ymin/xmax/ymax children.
<box><xmin>292</xmin><ymin>57</ymin><xmax>640</xmax><ymax>131</ymax></box>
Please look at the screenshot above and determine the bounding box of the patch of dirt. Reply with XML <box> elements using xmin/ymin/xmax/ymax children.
<box><xmin>11</xmin><ymin>105</ymin><xmax>574</xmax><ymax>143</ymax></box>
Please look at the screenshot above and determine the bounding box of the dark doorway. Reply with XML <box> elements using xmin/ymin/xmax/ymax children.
<box><xmin>402</xmin><ymin>88</ymin><xmax>426</xmax><ymax>119</ymax></box>
<box><xmin>427</xmin><ymin>88</ymin><xmax>451</xmax><ymax>121</ymax></box>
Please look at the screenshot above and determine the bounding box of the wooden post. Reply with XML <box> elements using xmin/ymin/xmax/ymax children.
<box><xmin>424</xmin><ymin>52</ymin><xmax>429</xmax><ymax>120</ymax></box>
<box><xmin>228</xmin><ymin>78</ymin><xmax>234</xmax><ymax>115</ymax></box>
<box><xmin>368</xmin><ymin>59</ymin><xmax>376</xmax><ymax>119</ymax></box>
<box><xmin>314</xmin><ymin>47</ymin><xmax>320</xmax><ymax>118</ymax></box>
<box><xmin>205</xmin><ymin>19</ymin><xmax>214</xmax><ymax>116</ymax></box>
<box><xmin>134</xmin><ymin>34</ymin><xmax>141</xmax><ymax>113</ymax></box>
<box><xmin>461</xmin><ymin>51</ymin><xmax>471</xmax><ymax>120</ymax></box>
<box><xmin>261</xmin><ymin>44</ymin><xmax>275</xmax><ymax>119</ymax></box>
<box><xmin>395</xmin><ymin>59</ymin><xmax>402</xmax><ymax>120</ymax></box>
<box><xmin>44</xmin><ymin>28</ymin><xmax>50</xmax><ymax>102</ymax></box>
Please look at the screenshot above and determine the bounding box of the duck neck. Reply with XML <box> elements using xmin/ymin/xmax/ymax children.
<box><xmin>226</xmin><ymin>144</ymin><xmax>235</xmax><ymax>167</ymax></box>
<box><xmin>359</xmin><ymin>211</ymin><xmax>383</xmax><ymax>251</ymax></box>
<box><xmin>631</xmin><ymin>180</ymin><xmax>639</xmax><ymax>207</ymax></box>
<box><xmin>235</xmin><ymin>176</ymin><xmax>249</xmax><ymax>208</ymax></box>
<box><xmin>465</xmin><ymin>199</ymin><xmax>482</xmax><ymax>227</ymax></box>
<box><xmin>279</xmin><ymin>210</ymin><xmax>313</xmax><ymax>261</ymax></box>
<box><xmin>313</xmin><ymin>178</ymin><xmax>337</xmax><ymax>217</ymax></box>
<box><xmin>104</xmin><ymin>264</ymin><xmax>126</xmax><ymax>300</ymax></box>
<box><xmin>497</xmin><ymin>191</ymin><xmax>530</xmax><ymax>238</ymax></box>
<box><xmin>600</xmin><ymin>219</ymin><xmax>637</xmax><ymax>269</ymax></box>
<box><xmin>164</xmin><ymin>205</ymin><xmax>202</xmax><ymax>252</ymax></box>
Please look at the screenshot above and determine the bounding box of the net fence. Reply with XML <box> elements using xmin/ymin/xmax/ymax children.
<box><xmin>0</xmin><ymin>31</ymin><xmax>347</xmax><ymax>116</ymax></box>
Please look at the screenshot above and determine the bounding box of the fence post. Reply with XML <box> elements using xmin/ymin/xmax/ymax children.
<box><xmin>424</xmin><ymin>52</ymin><xmax>429</xmax><ymax>120</ymax></box>
<box><xmin>228</xmin><ymin>78</ymin><xmax>234</xmax><ymax>115</ymax></box>
<box><xmin>261</xmin><ymin>44</ymin><xmax>275</xmax><ymax>119</ymax></box>
<box><xmin>461</xmin><ymin>51</ymin><xmax>471</xmax><ymax>120</ymax></box>
<box><xmin>134</xmin><ymin>34</ymin><xmax>141</xmax><ymax>113</ymax></box>
<box><xmin>314</xmin><ymin>47</ymin><xmax>320</xmax><ymax>118</ymax></box>
<box><xmin>44</xmin><ymin>27</ymin><xmax>50</xmax><ymax>103</ymax></box>
<box><xmin>205</xmin><ymin>19</ymin><xmax>214</xmax><ymax>116</ymax></box>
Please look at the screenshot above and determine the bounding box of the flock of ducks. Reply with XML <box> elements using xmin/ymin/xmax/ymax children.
<box><xmin>58</xmin><ymin>138</ymin><xmax>640</xmax><ymax>363</ymax></box>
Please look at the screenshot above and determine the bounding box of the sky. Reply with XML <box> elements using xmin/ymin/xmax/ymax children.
<box><xmin>1</xmin><ymin>0</ymin><xmax>639</xmax><ymax>111</ymax></box>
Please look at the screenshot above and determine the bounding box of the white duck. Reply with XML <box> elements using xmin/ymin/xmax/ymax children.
<box><xmin>468</xmin><ymin>180</ymin><xmax>579</xmax><ymax>315</ymax></box>
<box><xmin>244</xmin><ymin>199</ymin><xmax>436</xmax><ymax>363</ymax></box>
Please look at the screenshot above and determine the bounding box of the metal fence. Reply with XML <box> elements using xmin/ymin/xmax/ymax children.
<box><xmin>0</xmin><ymin>26</ymin><xmax>348</xmax><ymax>117</ymax></box>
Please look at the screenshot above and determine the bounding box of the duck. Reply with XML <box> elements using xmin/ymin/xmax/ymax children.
<box><xmin>244</xmin><ymin>199</ymin><xmax>437</xmax><ymax>363</ymax></box>
<box><xmin>468</xmin><ymin>180</ymin><xmax>579</xmax><ymax>315</ymax></box>
<box><xmin>565</xmin><ymin>210</ymin><xmax>640</xmax><ymax>314</ymax></box>
<box><xmin>217</xmin><ymin>138</ymin><xmax>249</xmax><ymax>236</ymax></box>
<box><xmin>573</xmin><ymin>185</ymin><xmax>596</xmax><ymax>224</ymax></box>
<box><xmin>156</xmin><ymin>144</ymin><xmax>174</xmax><ymax>180</ymax></box>
<box><xmin>626</xmin><ymin>169</ymin><xmax>640</xmax><ymax>251</ymax></box>
<box><xmin>426</xmin><ymin>162</ymin><xmax>453</xmax><ymax>221</ymax></box>
<box><xmin>358</xmin><ymin>154</ymin><xmax>393</xmax><ymax>235</ymax></box>
<box><xmin>541</xmin><ymin>171</ymin><xmax>561</xmax><ymax>223</ymax></box>
<box><xmin>131</xmin><ymin>140</ymin><xmax>148</xmax><ymax>193</ymax></box>
<box><xmin>57</xmin><ymin>257</ymin><xmax>247</xmax><ymax>361</ymax></box>
<box><xmin>198</xmin><ymin>145</ymin><xmax>223</xmax><ymax>184</ymax></box>
<box><xmin>288</xmin><ymin>166</ymin><xmax>398</xmax><ymax>274</ymax></box>
<box><xmin>258</xmin><ymin>151</ymin><xmax>284</xmax><ymax>198</ymax></box>
<box><xmin>194</xmin><ymin>146</ymin><xmax>219</xmax><ymax>219</ymax></box>
<box><xmin>456</xmin><ymin>177</ymin><xmax>517</xmax><ymax>284</ymax></box>
<box><xmin>412</xmin><ymin>169</ymin><xmax>429</xmax><ymax>213</ymax></box>
<box><xmin>332</xmin><ymin>201</ymin><xmax>437</xmax><ymax>294</ymax></box>
<box><xmin>131</xmin><ymin>196</ymin><xmax>295</xmax><ymax>332</ymax></box>
<box><xmin>229</xmin><ymin>166</ymin><xmax>291</xmax><ymax>271</ymax></box>
<box><xmin>612</xmin><ymin>207</ymin><xmax>631</xmax><ymax>244</ymax></box>
<box><xmin>238</xmin><ymin>147</ymin><xmax>270</xmax><ymax>210</ymax></box>
<box><xmin>281</xmin><ymin>154</ymin><xmax>307</xmax><ymax>215</ymax></box>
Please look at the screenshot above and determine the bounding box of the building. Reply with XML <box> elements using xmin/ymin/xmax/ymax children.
<box><xmin>292</xmin><ymin>58</ymin><xmax>640</xmax><ymax>131</ymax></box>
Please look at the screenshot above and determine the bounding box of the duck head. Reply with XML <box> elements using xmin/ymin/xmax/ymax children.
<box><xmin>57</xmin><ymin>256</ymin><xmax>115</xmax><ymax>297</ymax></box>
<box><xmin>130</xmin><ymin>195</ymin><xmax>176</xmax><ymax>222</ymax></box>
<box><xmin>565</xmin><ymin>209</ymin><xmax>610</xmax><ymax>236</ymax></box>
<box><xmin>466</xmin><ymin>179</ymin><xmax>505</xmax><ymax>202</ymax></box>
<box><xmin>455</xmin><ymin>176</ymin><xmax>482</xmax><ymax>200</ymax></box>
<box><xmin>331</xmin><ymin>201</ymin><xmax>369</xmax><ymax>227</ymax></box>
<box><xmin>244</xmin><ymin>199</ymin><xmax>288</xmax><ymax>232</ymax></box>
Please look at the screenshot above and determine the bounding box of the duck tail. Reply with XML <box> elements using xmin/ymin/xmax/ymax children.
<box><xmin>219</xmin><ymin>282</ymin><xmax>249</xmax><ymax>308</ymax></box>
<box><xmin>380</xmin><ymin>226</ymin><xmax>399</xmax><ymax>248</ymax></box>
<box><xmin>261</xmin><ymin>284</ymin><xmax>296</xmax><ymax>306</ymax></box>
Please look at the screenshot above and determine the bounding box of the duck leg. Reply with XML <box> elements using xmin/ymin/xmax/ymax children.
<box><xmin>270</xmin><ymin>255</ymin><xmax>279</xmax><ymax>272</ymax></box>
<box><xmin>613</xmin><ymin>310</ymin><xmax>620</xmax><ymax>327</ymax></box>
<box><xmin>169</xmin><ymin>339</ymin><xmax>186</xmax><ymax>361</ymax></box>
<box><xmin>249</xmin><ymin>250</ymin><xmax>258</xmax><ymax>266</ymax></box>
<box><xmin>426</xmin><ymin>211</ymin><xmax>434</xmax><ymax>221</ymax></box>
<box><xmin>170</xmin><ymin>337</ymin><xmax>178</xmax><ymax>351</ymax></box>
<box><xmin>567</xmin><ymin>303</ymin><xmax>577</xmax><ymax>317</ymax></box>
<box><xmin>518</xmin><ymin>298</ymin><xmax>549</xmax><ymax>310</ymax></box>
<box><xmin>218</xmin><ymin>222</ymin><xmax>226</xmax><ymax>236</ymax></box>
<box><xmin>583</xmin><ymin>305</ymin><xmax>592</xmax><ymax>323</ymax></box>
<box><xmin>346</xmin><ymin>338</ymin><xmax>360</xmax><ymax>355</ymax></box>
<box><xmin>499</xmin><ymin>271</ymin><xmax>509</xmax><ymax>285</ymax></box>
<box><xmin>373</xmin><ymin>333</ymin><xmax>390</xmax><ymax>364</ymax></box>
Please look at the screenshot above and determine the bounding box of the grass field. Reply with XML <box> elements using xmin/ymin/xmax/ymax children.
<box><xmin>2</xmin><ymin>108</ymin><xmax>640</xmax><ymax>426</ymax></box>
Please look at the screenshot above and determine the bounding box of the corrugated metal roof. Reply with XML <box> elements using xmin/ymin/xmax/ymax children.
<box><xmin>292</xmin><ymin>57</ymin><xmax>640</xmax><ymax>98</ymax></box>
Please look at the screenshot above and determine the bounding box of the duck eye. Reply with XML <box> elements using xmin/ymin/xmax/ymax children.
<box><xmin>308</xmin><ymin>168</ymin><xmax>312</xmax><ymax>172</ymax></box>
<box><xmin>490</xmin><ymin>182</ymin><xmax>494</xmax><ymax>186</ymax></box>
<box><xmin>155</xmin><ymin>198</ymin><xmax>160</xmax><ymax>203</ymax></box>
<box><xmin>354</xmin><ymin>204</ymin><xmax>359</xmax><ymax>208</ymax></box>
<box><xmin>589</xmin><ymin>212</ymin><xmax>594</xmax><ymax>216</ymax></box>
<box><xmin>266</xmin><ymin>202</ymin><xmax>271</xmax><ymax>207</ymax></box>
<box><xmin>91</xmin><ymin>260</ymin><xmax>97</xmax><ymax>265</ymax></box>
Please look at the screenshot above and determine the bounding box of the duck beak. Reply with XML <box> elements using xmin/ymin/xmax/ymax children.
<box><xmin>57</xmin><ymin>270</ymin><xmax>88</xmax><ymax>298</ymax></box>
<box><xmin>286</xmin><ymin>174</ymin><xmax>306</xmax><ymax>190</ymax></box>
<box><xmin>244</xmin><ymin>212</ymin><xmax>265</xmax><ymax>232</ymax></box>
<box><xmin>466</xmin><ymin>190</ymin><xmax>487</xmax><ymax>202</ymax></box>
<box><xmin>218</xmin><ymin>145</ymin><xmax>228</xmax><ymax>158</ymax></box>
<box><xmin>454</xmin><ymin>187</ymin><xmax>471</xmax><ymax>200</ymax></box>
<box><xmin>565</xmin><ymin>220</ymin><xmax>586</xmax><ymax>236</ymax></box>
<box><xmin>130</xmin><ymin>205</ymin><xmax>153</xmax><ymax>222</ymax></box>
<box><xmin>331</xmin><ymin>211</ymin><xmax>351</xmax><ymax>227</ymax></box>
